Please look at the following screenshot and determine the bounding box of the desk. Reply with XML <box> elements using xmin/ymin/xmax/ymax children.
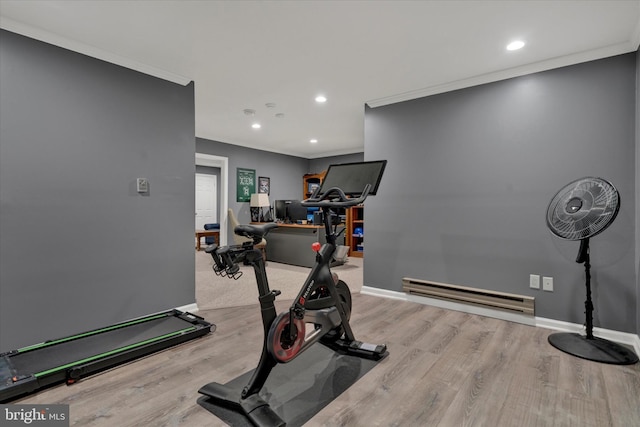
<box><xmin>263</xmin><ymin>223</ymin><xmax>345</xmax><ymax>268</ymax></box>
<box><xmin>195</xmin><ymin>229</ymin><xmax>219</xmax><ymax>251</ymax></box>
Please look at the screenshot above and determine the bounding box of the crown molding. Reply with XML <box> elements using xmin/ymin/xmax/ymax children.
<box><xmin>0</xmin><ymin>17</ymin><xmax>191</xmax><ymax>86</ymax></box>
<box><xmin>306</xmin><ymin>146</ymin><xmax>365</xmax><ymax>159</ymax></box>
<box><xmin>197</xmin><ymin>132</ymin><xmax>363</xmax><ymax>160</ymax></box>
<box><xmin>366</xmin><ymin>41</ymin><xmax>638</xmax><ymax>108</ymax></box>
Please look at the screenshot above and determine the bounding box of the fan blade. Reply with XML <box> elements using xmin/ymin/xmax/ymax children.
<box><xmin>546</xmin><ymin>177</ymin><xmax>620</xmax><ymax>241</ymax></box>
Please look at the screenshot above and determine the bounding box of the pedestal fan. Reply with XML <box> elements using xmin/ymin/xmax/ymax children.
<box><xmin>545</xmin><ymin>177</ymin><xmax>638</xmax><ymax>365</ymax></box>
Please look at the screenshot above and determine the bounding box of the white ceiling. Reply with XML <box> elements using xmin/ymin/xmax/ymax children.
<box><xmin>1</xmin><ymin>1</ymin><xmax>639</xmax><ymax>158</ymax></box>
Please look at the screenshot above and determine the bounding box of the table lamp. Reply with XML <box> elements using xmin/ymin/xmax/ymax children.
<box><xmin>250</xmin><ymin>193</ymin><xmax>271</xmax><ymax>222</ymax></box>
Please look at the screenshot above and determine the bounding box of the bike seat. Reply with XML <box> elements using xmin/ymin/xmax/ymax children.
<box><xmin>234</xmin><ymin>222</ymin><xmax>279</xmax><ymax>240</ymax></box>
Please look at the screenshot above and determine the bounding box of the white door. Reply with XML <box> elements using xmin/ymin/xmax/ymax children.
<box><xmin>195</xmin><ymin>173</ymin><xmax>217</xmax><ymax>229</ymax></box>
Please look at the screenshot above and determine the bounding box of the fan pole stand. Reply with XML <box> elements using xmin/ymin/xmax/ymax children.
<box><xmin>548</xmin><ymin>239</ymin><xmax>638</xmax><ymax>365</ymax></box>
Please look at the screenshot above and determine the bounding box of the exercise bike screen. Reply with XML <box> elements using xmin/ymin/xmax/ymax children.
<box><xmin>318</xmin><ymin>160</ymin><xmax>387</xmax><ymax>196</ymax></box>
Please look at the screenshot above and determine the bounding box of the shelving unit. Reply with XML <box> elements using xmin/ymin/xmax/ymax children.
<box><xmin>346</xmin><ymin>205</ymin><xmax>364</xmax><ymax>257</ymax></box>
<box><xmin>302</xmin><ymin>170</ymin><xmax>365</xmax><ymax>257</ymax></box>
<box><xmin>303</xmin><ymin>171</ymin><xmax>326</xmax><ymax>199</ymax></box>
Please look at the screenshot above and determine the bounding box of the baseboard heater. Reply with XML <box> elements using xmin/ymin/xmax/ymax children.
<box><xmin>402</xmin><ymin>277</ymin><xmax>535</xmax><ymax>316</ymax></box>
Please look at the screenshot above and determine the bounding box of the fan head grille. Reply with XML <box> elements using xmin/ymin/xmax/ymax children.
<box><xmin>546</xmin><ymin>177</ymin><xmax>620</xmax><ymax>240</ymax></box>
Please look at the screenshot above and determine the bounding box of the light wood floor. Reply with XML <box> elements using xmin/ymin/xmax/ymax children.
<box><xmin>15</xmin><ymin>294</ymin><xmax>640</xmax><ymax>426</ymax></box>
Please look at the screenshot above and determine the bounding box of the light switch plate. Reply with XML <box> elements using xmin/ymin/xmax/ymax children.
<box><xmin>137</xmin><ymin>178</ymin><xmax>148</xmax><ymax>193</ymax></box>
<box><xmin>529</xmin><ymin>274</ymin><xmax>540</xmax><ymax>289</ymax></box>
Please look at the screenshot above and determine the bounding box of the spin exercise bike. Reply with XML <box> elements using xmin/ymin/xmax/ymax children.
<box><xmin>199</xmin><ymin>161</ymin><xmax>388</xmax><ymax>427</ymax></box>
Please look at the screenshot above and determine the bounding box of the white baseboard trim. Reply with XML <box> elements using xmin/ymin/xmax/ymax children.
<box><xmin>535</xmin><ymin>316</ymin><xmax>640</xmax><ymax>357</ymax></box>
<box><xmin>361</xmin><ymin>286</ymin><xmax>640</xmax><ymax>357</ymax></box>
<box><xmin>361</xmin><ymin>286</ymin><xmax>536</xmax><ymax>326</ymax></box>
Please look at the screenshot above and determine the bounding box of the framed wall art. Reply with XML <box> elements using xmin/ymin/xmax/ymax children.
<box><xmin>236</xmin><ymin>168</ymin><xmax>256</xmax><ymax>202</ymax></box>
<box><xmin>258</xmin><ymin>176</ymin><xmax>270</xmax><ymax>195</ymax></box>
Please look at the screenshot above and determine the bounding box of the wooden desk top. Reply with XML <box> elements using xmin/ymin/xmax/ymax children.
<box><xmin>251</xmin><ymin>222</ymin><xmax>321</xmax><ymax>229</ymax></box>
<box><xmin>277</xmin><ymin>223</ymin><xmax>323</xmax><ymax>229</ymax></box>
<box><xmin>251</xmin><ymin>222</ymin><xmax>345</xmax><ymax>229</ymax></box>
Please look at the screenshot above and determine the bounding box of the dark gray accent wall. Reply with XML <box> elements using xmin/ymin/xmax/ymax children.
<box><xmin>0</xmin><ymin>30</ymin><xmax>196</xmax><ymax>351</ymax></box>
<box><xmin>364</xmin><ymin>53</ymin><xmax>637</xmax><ymax>333</ymax></box>
<box><xmin>636</xmin><ymin>49</ymin><xmax>640</xmax><ymax>335</ymax></box>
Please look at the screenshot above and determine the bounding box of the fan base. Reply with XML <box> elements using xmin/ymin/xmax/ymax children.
<box><xmin>548</xmin><ymin>333</ymin><xmax>638</xmax><ymax>365</ymax></box>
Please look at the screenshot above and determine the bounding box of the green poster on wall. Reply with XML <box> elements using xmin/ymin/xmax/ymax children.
<box><xmin>236</xmin><ymin>168</ymin><xmax>256</xmax><ymax>202</ymax></box>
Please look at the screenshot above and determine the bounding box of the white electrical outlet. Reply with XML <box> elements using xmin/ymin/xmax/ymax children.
<box><xmin>543</xmin><ymin>276</ymin><xmax>553</xmax><ymax>292</ymax></box>
<box><xmin>529</xmin><ymin>274</ymin><xmax>540</xmax><ymax>289</ymax></box>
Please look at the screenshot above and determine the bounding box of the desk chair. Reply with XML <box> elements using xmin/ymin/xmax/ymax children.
<box><xmin>228</xmin><ymin>208</ymin><xmax>267</xmax><ymax>261</ymax></box>
<box><xmin>203</xmin><ymin>223</ymin><xmax>220</xmax><ymax>245</ymax></box>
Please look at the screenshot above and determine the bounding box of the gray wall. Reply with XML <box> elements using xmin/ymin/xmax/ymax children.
<box><xmin>196</xmin><ymin>138</ymin><xmax>309</xmax><ymax>237</ymax></box>
<box><xmin>636</xmin><ymin>50</ymin><xmax>640</xmax><ymax>335</ymax></box>
<box><xmin>0</xmin><ymin>30</ymin><xmax>196</xmax><ymax>351</ymax></box>
<box><xmin>364</xmin><ymin>53</ymin><xmax>637</xmax><ymax>333</ymax></box>
<box><xmin>309</xmin><ymin>153</ymin><xmax>364</xmax><ymax>175</ymax></box>
<box><xmin>195</xmin><ymin>139</ymin><xmax>363</xmax><ymax>241</ymax></box>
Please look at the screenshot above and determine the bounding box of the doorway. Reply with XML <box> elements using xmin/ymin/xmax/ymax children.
<box><xmin>195</xmin><ymin>173</ymin><xmax>217</xmax><ymax>229</ymax></box>
<box><xmin>196</xmin><ymin>153</ymin><xmax>228</xmax><ymax>246</ymax></box>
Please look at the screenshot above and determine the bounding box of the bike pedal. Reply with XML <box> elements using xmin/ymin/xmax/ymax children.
<box><xmin>229</xmin><ymin>271</ymin><xmax>243</xmax><ymax>280</ymax></box>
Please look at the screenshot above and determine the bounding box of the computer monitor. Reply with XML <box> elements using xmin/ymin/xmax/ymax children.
<box><xmin>286</xmin><ymin>200</ymin><xmax>308</xmax><ymax>222</ymax></box>
<box><xmin>274</xmin><ymin>200</ymin><xmax>290</xmax><ymax>222</ymax></box>
<box><xmin>317</xmin><ymin>160</ymin><xmax>387</xmax><ymax>196</ymax></box>
<box><xmin>274</xmin><ymin>200</ymin><xmax>309</xmax><ymax>223</ymax></box>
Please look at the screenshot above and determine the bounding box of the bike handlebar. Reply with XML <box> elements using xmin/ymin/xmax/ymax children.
<box><xmin>300</xmin><ymin>184</ymin><xmax>371</xmax><ymax>208</ymax></box>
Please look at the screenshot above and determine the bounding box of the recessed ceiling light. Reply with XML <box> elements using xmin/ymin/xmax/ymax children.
<box><xmin>275</xmin><ymin>113</ymin><xmax>285</xmax><ymax>118</ymax></box>
<box><xmin>506</xmin><ymin>40</ymin><xmax>525</xmax><ymax>51</ymax></box>
<box><xmin>252</xmin><ymin>123</ymin><xmax>261</xmax><ymax>129</ymax></box>
<box><xmin>315</xmin><ymin>95</ymin><xmax>327</xmax><ymax>103</ymax></box>
<box><xmin>265</xmin><ymin>102</ymin><xmax>276</xmax><ymax>108</ymax></box>
<box><xmin>243</xmin><ymin>108</ymin><xmax>255</xmax><ymax>116</ymax></box>
<box><xmin>310</xmin><ymin>139</ymin><xmax>318</xmax><ymax>144</ymax></box>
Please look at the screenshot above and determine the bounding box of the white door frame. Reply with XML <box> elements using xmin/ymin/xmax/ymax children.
<box><xmin>196</xmin><ymin>153</ymin><xmax>228</xmax><ymax>246</ymax></box>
